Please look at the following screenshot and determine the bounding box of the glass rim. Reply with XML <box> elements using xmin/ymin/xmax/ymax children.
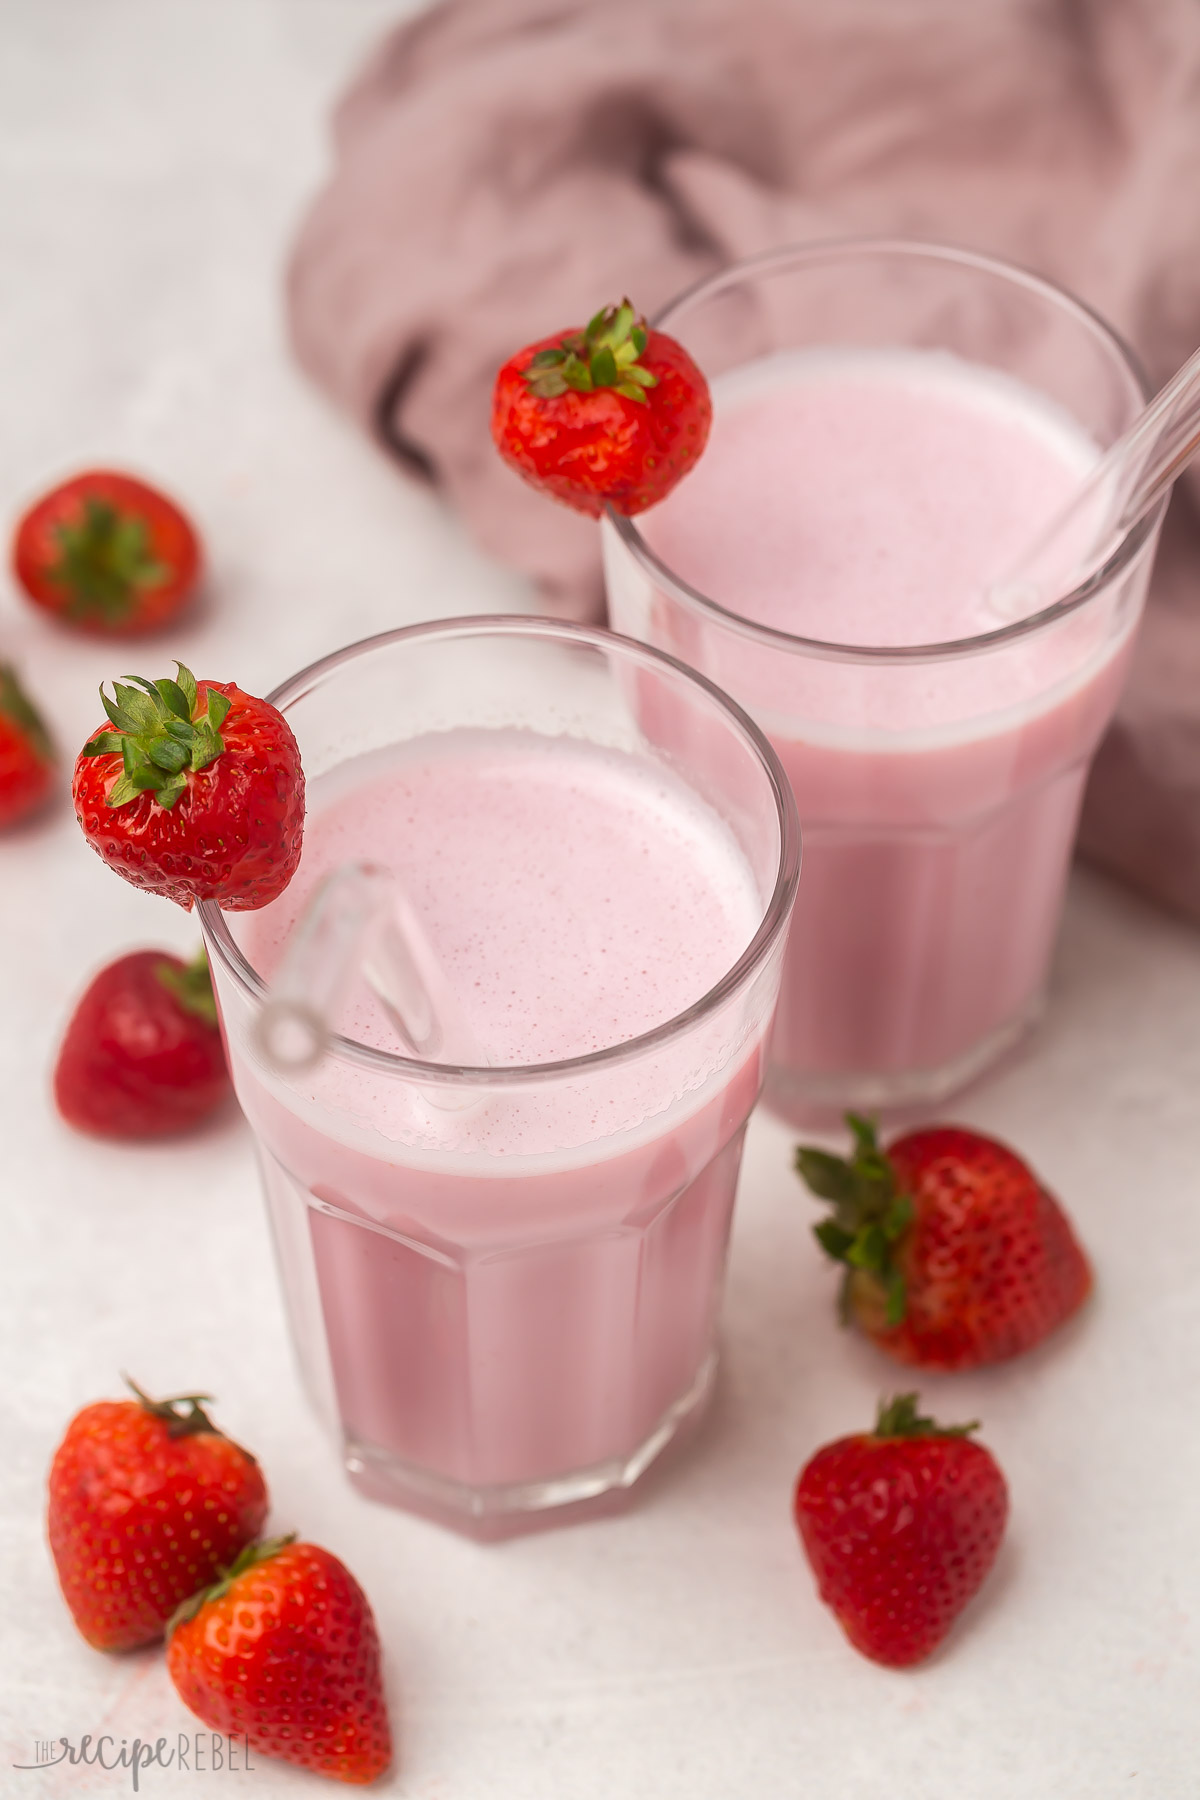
<box><xmin>608</xmin><ymin>235</ymin><xmax>1162</xmax><ymax>665</ymax></box>
<box><xmin>198</xmin><ymin>614</ymin><xmax>801</xmax><ymax>1087</ymax></box>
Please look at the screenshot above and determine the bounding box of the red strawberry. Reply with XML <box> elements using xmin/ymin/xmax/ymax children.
<box><xmin>795</xmin><ymin>1115</ymin><xmax>1092</xmax><ymax>1370</ymax></box>
<box><xmin>54</xmin><ymin>947</ymin><xmax>229</xmax><ymax>1138</ymax></box>
<box><xmin>167</xmin><ymin>1537</ymin><xmax>392</xmax><ymax>1786</ymax></box>
<box><xmin>72</xmin><ymin>661</ymin><xmax>304</xmax><ymax>910</ymax></box>
<box><xmin>492</xmin><ymin>299</ymin><xmax>712</xmax><ymax>517</ymax></box>
<box><xmin>0</xmin><ymin>662</ymin><xmax>55</xmax><ymax>826</ymax></box>
<box><xmin>47</xmin><ymin>1381</ymin><xmax>268</xmax><ymax>1652</ymax></box>
<box><xmin>12</xmin><ymin>469</ymin><xmax>200</xmax><ymax>636</ymax></box>
<box><xmin>794</xmin><ymin>1394</ymin><xmax>1009</xmax><ymax>1667</ymax></box>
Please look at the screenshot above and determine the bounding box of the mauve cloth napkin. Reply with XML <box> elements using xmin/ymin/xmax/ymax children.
<box><xmin>288</xmin><ymin>0</ymin><xmax>1200</xmax><ymax>922</ymax></box>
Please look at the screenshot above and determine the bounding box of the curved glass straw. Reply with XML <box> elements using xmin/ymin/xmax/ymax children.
<box><xmin>254</xmin><ymin>862</ymin><xmax>486</xmax><ymax>1076</ymax></box>
<box><xmin>990</xmin><ymin>340</ymin><xmax>1200</xmax><ymax>619</ymax></box>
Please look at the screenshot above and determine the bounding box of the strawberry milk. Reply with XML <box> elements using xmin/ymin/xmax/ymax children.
<box><xmin>204</xmin><ymin>623</ymin><xmax>796</xmax><ymax>1534</ymax></box>
<box><xmin>605</xmin><ymin>339</ymin><xmax>1160</xmax><ymax>1117</ymax></box>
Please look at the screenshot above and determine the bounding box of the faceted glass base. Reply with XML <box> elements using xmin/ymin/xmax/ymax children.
<box><xmin>341</xmin><ymin>1351</ymin><xmax>717</xmax><ymax>1541</ymax></box>
<box><xmin>763</xmin><ymin>992</ymin><xmax>1044</xmax><ymax>1130</ymax></box>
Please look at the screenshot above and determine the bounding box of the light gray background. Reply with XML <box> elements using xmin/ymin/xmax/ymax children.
<box><xmin>1</xmin><ymin>3</ymin><xmax>1197</xmax><ymax>1795</ymax></box>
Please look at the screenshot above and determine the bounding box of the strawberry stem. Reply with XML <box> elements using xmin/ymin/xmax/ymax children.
<box><xmin>123</xmin><ymin>1375</ymin><xmax>219</xmax><ymax>1440</ymax></box>
<box><xmin>155</xmin><ymin>947</ymin><xmax>219</xmax><ymax>1029</ymax></box>
<box><xmin>48</xmin><ymin>496</ymin><xmax>170</xmax><ymax>624</ymax></box>
<box><xmin>523</xmin><ymin>300</ymin><xmax>659</xmax><ymax>405</ymax></box>
<box><xmin>165</xmin><ymin>1534</ymin><xmax>297</xmax><ymax>1638</ymax></box>
<box><xmin>795</xmin><ymin>1115</ymin><xmax>914</xmax><ymax>1326</ymax></box>
<box><xmin>78</xmin><ymin>662</ymin><xmax>229</xmax><ymax>811</ymax></box>
<box><xmin>874</xmin><ymin>1393</ymin><xmax>980</xmax><ymax>1440</ymax></box>
<box><xmin>0</xmin><ymin>664</ymin><xmax>55</xmax><ymax>766</ymax></box>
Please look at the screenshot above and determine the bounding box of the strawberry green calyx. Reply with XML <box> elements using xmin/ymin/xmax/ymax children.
<box><xmin>155</xmin><ymin>947</ymin><xmax>219</xmax><ymax>1029</ymax></box>
<box><xmin>523</xmin><ymin>300</ymin><xmax>660</xmax><ymax>405</ymax></box>
<box><xmin>124</xmin><ymin>1376</ymin><xmax>220</xmax><ymax>1439</ymax></box>
<box><xmin>79</xmin><ymin>662</ymin><xmax>229</xmax><ymax>811</ymax></box>
<box><xmin>0</xmin><ymin>663</ymin><xmax>54</xmax><ymax>765</ymax></box>
<box><xmin>50</xmin><ymin>497</ymin><xmax>168</xmax><ymax>623</ymax></box>
<box><xmin>795</xmin><ymin>1113</ymin><xmax>914</xmax><ymax>1327</ymax></box>
<box><xmin>125</xmin><ymin>1376</ymin><xmax>260</xmax><ymax>1468</ymax></box>
<box><xmin>166</xmin><ymin>1534</ymin><xmax>297</xmax><ymax>1638</ymax></box>
<box><xmin>873</xmin><ymin>1393</ymin><xmax>979</xmax><ymax>1440</ymax></box>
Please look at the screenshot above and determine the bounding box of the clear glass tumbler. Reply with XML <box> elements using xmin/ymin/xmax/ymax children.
<box><xmin>199</xmin><ymin>619</ymin><xmax>798</xmax><ymax>1537</ymax></box>
<box><xmin>603</xmin><ymin>239</ymin><xmax>1165</xmax><ymax>1122</ymax></box>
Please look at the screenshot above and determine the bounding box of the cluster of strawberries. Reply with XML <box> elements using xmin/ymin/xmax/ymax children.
<box><xmin>43</xmin><ymin>1121</ymin><xmax>1093</xmax><ymax>1763</ymax></box>
<box><xmin>48</xmin><ymin>1381</ymin><xmax>391</xmax><ymax>1785</ymax></box>
<box><xmin>44</xmin><ymin>1105</ymin><xmax>1091</xmax><ymax>1782</ymax></box>
<box><xmin>0</xmin><ymin>468</ymin><xmax>305</xmax><ymax>1135</ymax></box>
<box><xmin>1</xmin><ymin>462</ymin><xmax>306</xmax><ymax>1134</ymax></box>
<box><xmin>9</xmin><ymin>481</ymin><xmax>386</xmax><ymax>1783</ymax></box>
<box><xmin>790</xmin><ymin>1114</ymin><xmax>1090</xmax><ymax>1666</ymax></box>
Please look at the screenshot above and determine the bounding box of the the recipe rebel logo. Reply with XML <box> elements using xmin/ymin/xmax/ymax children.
<box><xmin>12</xmin><ymin>1733</ymin><xmax>255</xmax><ymax>1788</ymax></box>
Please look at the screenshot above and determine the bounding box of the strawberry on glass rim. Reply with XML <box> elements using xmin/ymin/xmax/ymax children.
<box><xmin>491</xmin><ymin>299</ymin><xmax>712</xmax><ymax>517</ymax></box>
<box><xmin>73</xmin><ymin>662</ymin><xmax>304</xmax><ymax>910</ymax></box>
<box><xmin>13</xmin><ymin>469</ymin><xmax>201</xmax><ymax>636</ymax></box>
<box><xmin>796</xmin><ymin>1114</ymin><xmax>1092</xmax><ymax>1370</ymax></box>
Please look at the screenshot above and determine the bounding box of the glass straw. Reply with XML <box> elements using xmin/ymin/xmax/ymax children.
<box><xmin>990</xmin><ymin>339</ymin><xmax>1200</xmax><ymax>619</ymax></box>
<box><xmin>254</xmin><ymin>862</ymin><xmax>486</xmax><ymax>1075</ymax></box>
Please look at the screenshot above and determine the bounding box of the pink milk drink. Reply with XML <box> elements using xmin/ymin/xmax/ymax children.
<box><xmin>199</xmin><ymin>620</ymin><xmax>798</xmax><ymax>1535</ymax></box>
<box><xmin>604</xmin><ymin>241</ymin><xmax>1165</xmax><ymax>1121</ymax></box>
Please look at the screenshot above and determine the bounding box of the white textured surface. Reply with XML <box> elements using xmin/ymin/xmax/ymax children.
<box><xmin>2</xmin><ymin>4</ymin><xmax>1199</xmax><ymax>1795</ymax></box>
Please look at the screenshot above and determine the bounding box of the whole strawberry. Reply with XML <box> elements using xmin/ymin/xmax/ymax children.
<box><xmin>796</xmin><ymin>1115</ymin><xmax>1092</xmax><ymax>1370</ymax></box>
<box><xmin>54</xmin><ymin>947</ymin><xmax>229</xmax><ymax>1137</ymax></box>
<box><xmin>794</xmin><ymin>1394</ymin><xmax>1008</xmax><ymax>1667</ymax></box>
<box><xmin>12</xmin><ymin>468</ymin><xmax>200</xmax><ymax>636</ymax></box>
<box><xmin>492</xmin><ymin>299</ymin><xmax>712</xmax><ymax>517</ymax></box>
<box><xmin>167</xmin><ymin>1537</ymin><xmax>392</xmax><ymax>1786</ymax></box>
<box><xmin>0</xmin><ymin>662</ymin><xmax>55</xmax><ymax>827</ymax></box>
<box><xmin>47</xmin><ymin>1382</ymin><xmax>268</xmax><ymax>1651</ymax></box>
<box><xmin>73</xmin><ymin>662</ymin><xmax>304</xmax><ymax>910</ymax></box>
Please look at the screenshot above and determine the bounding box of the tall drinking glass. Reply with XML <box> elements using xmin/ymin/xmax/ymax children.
<box><xmin>603</xmin><ymin>240</ymin><xmax>1164</xmax><ymax>1121</ymax></box>
<box><xmin>199</xmin><ymin>619</ymin><xmax>798</xmax><ymax>1537</ymax></box>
